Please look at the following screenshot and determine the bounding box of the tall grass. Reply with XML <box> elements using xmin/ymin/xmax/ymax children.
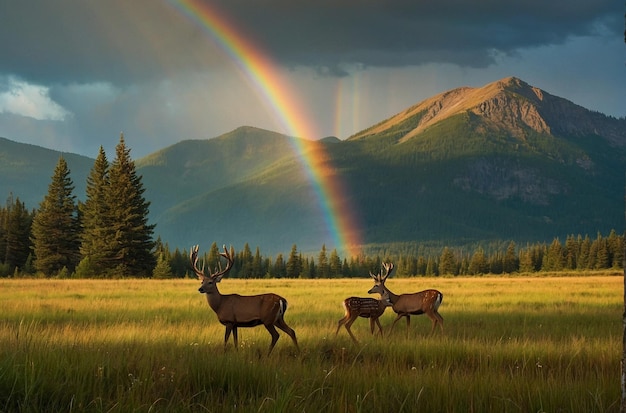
<box><xmin>0</xmin><ymin>275</ymin><xmax>621</xmax><ymax>412</ymax></box>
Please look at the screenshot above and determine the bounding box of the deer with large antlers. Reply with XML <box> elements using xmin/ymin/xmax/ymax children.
<box><xmin>190</xmin><ymin>244</ymin><xmax>299</xmax><ymax>355</ymax></box>
<box><xmin>368</xmin><ymin>263</ymin><xmax>443</xmax><ymax>337</ymax></box>
<box><xmin>335</xmin><ymin>291</ymin><xmax>391</xmax><ymax>343</ymax></box>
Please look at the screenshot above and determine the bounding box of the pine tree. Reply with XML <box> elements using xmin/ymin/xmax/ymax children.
<box><xmin>468</xmin><ymin>247</ymin><xmax>488</xmax><ymax>275</ymax></box>
<box><xmin>317</xmin><ymin>244</ymin><xmax>329</xmax><ymax>278</ymax></box>
<box><xmin>578</xmin><ymin>236</ymin><xmax>591</xmax><ymax>270</ymax></box>
<box><xmin>252</xmin><ymin>247</ymin><xmax>264</xmax><ymax>278</ymax></box>
<box><xmin>79</xmin><ymin>146</ymin><xmax>116</xmax><ymax>275</ymax></box>
<box><xmin>273</xmin><ymin>253</ymin><xmax>286</xmax><ymax>278</ymax></box>
<box><xmin>153</xmin><ymin>252</ymin><xmax>173</xmax><ymax>279</ymax></box>
<box><xmin>329</xmin><ymin>249</ymin><xmax>342</xmax><ymax>277</ymax></box>
<box><xmin>31</xmin><ymin>157</ymin><xmax>80</xmax><ymax>276</ymax></box>
<box><xmin>3</xmin><ymin>196</ymin><xmax>33</xmax><ymax>274</ymax></box>
<box><xmin>285</xmin><ymin>244</ymin><xmax>302</xmax><ymax>278</ymax></box>
<box><xmin>503</xmin><ymin>241</ymin><xmax>518</xmax><ymax>273</ymax></box>
<box><xmin>169</xmin><ymin>248</ymin><xmax>188</xmax><ymax>278</ymax></box>
<box><xmin>106</xmin><ymin>134</ymin><xmax>156</xmax><ymax>277</ymax></box>
<box><xmin>439</xmin><ymin>247</ymin><xmax>457</xmax><ymax>275</ymax></box>
<box><xmin>519</xmin><ymin>245</ymin><xmax>534</xmax><ymax>273</ymax></box>
<box><xmin>240</xmin><ymin>243</ymin><xmax>253</xmax><ymax>277</ymax></box>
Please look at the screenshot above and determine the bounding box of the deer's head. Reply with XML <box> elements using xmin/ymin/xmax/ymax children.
<box><xmin>190</xmin><ymin>244</ymin><xmax>234</xmax><ymax>294</ymax></box>
<box><xmin>367</xmin><ymin>262</ymin><xmax>394</xmax><ymax>296</ymax></box>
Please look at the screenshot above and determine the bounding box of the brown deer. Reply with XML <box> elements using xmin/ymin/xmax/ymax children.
<box><xmin>335</xmin><ymin>291</ymin><xmax>391</xmax><ymax>343</ymax></box>
<box><xmin>190</xmin><ymin>244</ymin><xmax>299</xmax><ymax>355</ymax></box>
<box><xmin>368</xmin><ymin>263</ymin><xmax>443</xmax><ymax>337</ymax></box>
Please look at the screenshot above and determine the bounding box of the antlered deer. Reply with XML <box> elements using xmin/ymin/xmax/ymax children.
<box><xmin>190</xmin><ymin>244</ymin><xmax>299</xmax><ymax>355</ymax></box>
<box><xmin>335</xmin><ymin>292</ymin><xmax>391</xmax><ymax>343</ymax></box>
<box><xmin>368</xmin><ymin>263</ymin><xmax>443</xmax><ymax>337</ymax></box>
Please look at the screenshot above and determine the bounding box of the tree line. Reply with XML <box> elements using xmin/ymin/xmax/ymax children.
<box><xmin>0</xmin><ymin>136</ymin><xmax>623</xmax><ymax>278</ymax></box>
<box><xmin>0</xmin><ymin>135</ymin><xmax>155</xmax><ymax>278</ymax></box>
<box><xmin>151</xmin><ymin>231</ymin><xmax>623</xmax><ymax>280</ymax></box>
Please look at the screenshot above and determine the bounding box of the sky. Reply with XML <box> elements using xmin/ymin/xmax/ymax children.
<box><xmin>0</xmin><ymin>0</ymin><xmax>623</xmax><ymax>159</ymax></box>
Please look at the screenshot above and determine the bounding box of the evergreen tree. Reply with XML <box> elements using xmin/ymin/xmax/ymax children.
<box><xmin>79</xmin><ymin>146</ymin><xmax>116</xmax><ymax>275</ymax></box>
<box><xmin>577</xmin><ymin>236</ymin><xmax>591</xmax><ymax>270</ymax></box>
<box><xmin>416</xmin><ymin>256</ymin><xmax>427</xmax><ymax>276</ymax></box>
<box><xmin>607</xmin><ymin>230</ymin><xmax>624</xmax><ymax>269</ymax></box>
<box><xmin>169</xmin><ymin>248</ymin><xmax>188</xmax><ymax>278</ymax></box>
<box><xmin>2</xmin><ymin>196</ymin><xmax>33</xmax><ymax>274</ymax></box>
<box><xmin>593</xmin><ymin>233</ymin><xmax>610</xmax><ymax>269</ymax></box>
<box><xmin>317</xmin><ymin>244</ymin><xmax>329</xmax><ymax>278</ymax></box>
<box><xmin>564</xmin><ymin>235</ymin><xmax>578</xmax><ymax>270</ymax></box>
<box><xmin>468</xmin><ymin>247</ymin><xmax>488</xmax><ymax>275</ymax></box>
<box><xmin>329</xmin><ymin>249</ymin><xmax>342</xmax><ymax>277</ymax></box>
<box><xmin>285</xmin><ymin>244</ymin><xmax>302</xmax><ymax>278</ymax></box>
<box><xmin>240</xmin><ymin>243</ymin><xmax>253</xmax><ymax>277</ymax></box>
<box><xmin>543</xmin><ymin>238</ymin><xmax>564</xmax><ymax>271</ymax></box>
<box><xmin>31</xmin><ymin>157</ymin><xmax>80</xmax><ymax>276</ymax></box>
<box><xmin>273</xmin><ymin>253</ymin><xmax>286</xmax><ymax>278</ymax></box>
<box><xmin>503</xmin><ymin>241</ymin><xmax>518</xmax><ymax>273</ymax></box>
<box><xmin>488</xmin><ymin>251</ymin><xmax>503</xmax><ymax>274</ymax></box>
<box><xmin>252</xmin><ymin>247</ymin><xmax>264</xmax><ymax>278</ymax></box>
<box><xmin>206</xmin><ymin>242</ymin><xmax>220</xmax><ymax>271</ymax></box>
<box><xmin>439</xmin><ymin>247</ymin><xmax>456</xmax><ymax>275</ymax></box>
<box><xmin>518</xmin><ymin>245</ymin><xmax>534</xmax><ymax>273</ymax></box>
<box><xmin>106</xmin><ymin>135</ymin><xmax>156</xmax><ymax>277</ymax></box>
<box><xmin>153</xmin><ymin>252</ymin><xmax>173</xmax><ymax>279</ymax></box>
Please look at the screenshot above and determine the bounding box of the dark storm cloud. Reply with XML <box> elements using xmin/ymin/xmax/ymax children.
<box><xmin>223</xmin><ymin>0</ymin><xmax>619</xmax><ymax>70</ymax></box>
<box><xmin>0</xmin><ymin>0</ymin><xmax>619</xmax><ymax>85</ymax></box>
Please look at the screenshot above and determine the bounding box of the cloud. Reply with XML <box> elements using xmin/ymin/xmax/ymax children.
<box><xmin>0</xmin><ymin>77</ymin><xmax>71</xmax><ymax>121</ymax></box>
<box><xmin>0</xmin><ymin>0</ymin><xmax>619</xmax><ymax>87</ymax></box>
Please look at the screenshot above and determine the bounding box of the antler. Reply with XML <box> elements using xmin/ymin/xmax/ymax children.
<box><xmin>190</xmin><ymin>244</ymin><xmax>234</xmax><ymax>280</ymax></box>
<box><xmin>190</xmin><ymin>245</ymin><xmax>205</xmax><ymax>279</ymax></box>
<box><xmin>382</xmin><ymin>262</ymin><xmax>394</xmax><ymax>281</ymax></box>
<box><xmin>213</xmin><ymin>244</ymin><xmax>234</xmax><ymax>280</ymax></box>
<box><xmin>370</xmin><ymin>262</ymin><xmax>394</xmax><ymax>282</ymax></box>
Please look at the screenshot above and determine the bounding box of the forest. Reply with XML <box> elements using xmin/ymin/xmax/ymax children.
<box><xmin>1</xmin><ymin>135</ymin><xmax>623</xmax><ymax>279</ymax></box>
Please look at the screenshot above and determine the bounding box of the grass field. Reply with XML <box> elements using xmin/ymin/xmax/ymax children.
<box><xmin>0</xmin><ymin>274</ymin><xmax>622</xmax><ymax>412</ymax></box>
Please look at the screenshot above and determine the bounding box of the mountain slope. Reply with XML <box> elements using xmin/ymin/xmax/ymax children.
<box><xmin>1</xmin><ymin>77</ymin><xmax>624</xmax><ymax>256</ymax></box>
<box><xmin>136</xmin><ymin>126</ymin><xmax>299</xmax><ymax>220</ymax></box>
<box><xmin>0</xmin><ymin>137</ymin><xmax>93</xmax><ymax>208</ymax></box>
<box><xmin>339</xmin><ymin>77</ymin><xmax>624</xmax><ymax>247</ymax></box>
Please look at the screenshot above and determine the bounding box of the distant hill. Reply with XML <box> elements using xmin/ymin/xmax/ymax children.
<box><xmin>0</xmin><ymin>137</ymin><xmax>93</xmax><ymax>208</ymax></box>
<box><xmin>1</xmin><ymin>77</ymin><xmax>624</xmax><ymax>256</ymax></box>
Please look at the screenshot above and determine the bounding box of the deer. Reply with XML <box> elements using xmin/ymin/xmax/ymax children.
<box><xmin>368</xmin><ymin>263</ymin><xmax>443</xmax><ymax>337</ymax></box>
<box><xmin>335</xmin><ymin>291</ymin><xmax>391</xmax><ymax>343</ymax></box>
<box><xmin>190</xmin><ymin>244</ymin><xmax>299</xmax><ymax>355</ymax></box>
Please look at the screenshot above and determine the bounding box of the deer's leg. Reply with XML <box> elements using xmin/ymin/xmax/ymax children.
<box><xmin>433</xmin><ymin>311</ymin><xmax>444</xmax><ymax>334</ymax></box>
<box><xmin>232</xmin><ymin>326</ymin><xmax>239</xmax><ymax>349</ymax></box>
<box><xmin>275</xmin><ymin>318</ymin><xmax>299</xmax><ymax>350</ymax></box>
<box><xmin>265</xmin><ymin>324</ymin><xmax>280</xmax><ymax>355</ymax></box>
<box><xmin>369</xmin><ymin>318</ymin><xmax>376</xmax><ymax>335</ymax></box>
<box><xmin>343</xmin><ymin>316</ymin><xmax>359</xmax><ymax>343</ymax></box>
<box><xmin>405</xmin><ymin>315</ymin><xmax>411</xmax><ymax>338</ymax></box>
<box><xmin>438</xmin><ymin>312</ymin><xmax>444</xmax><ymax>333</ymax></box>
<box><xmin>373</xmin><ymin>318</ymin><xmax>384</xmax><ymax>336</ymax></box>
<box><xmin>224</xmin><ymin>325</ymin><xmax>233</xmax><ymax>350</ymax></box>
<box><xmin>388</xmin><ymin>313</ymin><xmax>405</xmax><ymax>336</ymax></box>
<box><xmin>336</xmin><ymin>315</ymin><xmax>349</xmax><ymax>336</ymax></box>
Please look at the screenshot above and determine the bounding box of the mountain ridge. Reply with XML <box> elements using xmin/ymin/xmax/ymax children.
<box><xmin>1</xmin><ymin>76</ymin><xmax>624</xmax><ymax>255</ymax></box>
<box><xmin>349</xmin><ymin>76</ymin><xmax>624</xmax><ymax>147</ymax></box>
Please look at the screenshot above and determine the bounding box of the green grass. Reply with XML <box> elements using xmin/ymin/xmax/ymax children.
<box><xmin>0</xmin><ymin>275</ymin><xmax>621</xmax><ymax>412</ymax></box>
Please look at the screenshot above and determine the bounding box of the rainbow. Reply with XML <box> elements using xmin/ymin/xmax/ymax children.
<box><xmin>167</xmin><ymin>0</ymin><xmax>362</xmax><ymax>257</ymax></box>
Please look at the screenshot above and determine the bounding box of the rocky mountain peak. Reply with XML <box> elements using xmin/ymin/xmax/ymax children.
<box><xmin>349</xmin><ymin>76</ymin><xmax>625</xmax><ymax>147</ymax></box>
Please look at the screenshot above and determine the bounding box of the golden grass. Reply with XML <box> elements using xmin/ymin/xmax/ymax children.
<box><xmin>0</xmin><ymin>275</ymin><xmax>621</xmax><ymax>412</ymax></box>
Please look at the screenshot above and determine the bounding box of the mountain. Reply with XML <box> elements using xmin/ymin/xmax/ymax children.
<box><xmin>0</xmin><ymin>137</ymin><xmax>93</xmax><ymax>208</ymax></box>
<box><xmin>1</xmin><ymin>77</ymin><xmax>624</xmax><ymax>256</ymax></box>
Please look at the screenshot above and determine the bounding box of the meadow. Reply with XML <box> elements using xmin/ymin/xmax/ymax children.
<box><xmin>0</xmin><ymin>274</ymin><xmax>621</xmax><ymax>412</ymax></box>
